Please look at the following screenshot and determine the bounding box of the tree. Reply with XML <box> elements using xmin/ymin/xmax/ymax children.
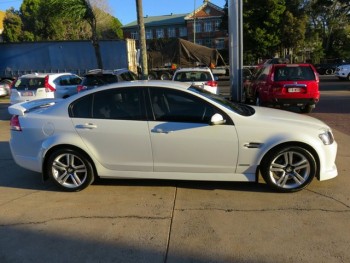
<box><xmin>2</xmin><ymin>9</ymin><xmax>22</xmax><ymax>42</ymax></box>
<box><xmin>306</xmin><ymin>0</ymin><xmax>350</xmax><ymax>58</ymax></box>
<box><xmin>47</xmin><ymin>0</ymin><xmax>103</xmax><ymax>69</ymax></box>
<box><xmin>243</xmin><ymin>0</ymin><xmax>286</xmax><ymax>60</ymax></box>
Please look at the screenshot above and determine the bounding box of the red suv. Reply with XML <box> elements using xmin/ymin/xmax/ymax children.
<box><xmin>243</xmin><ymin>63</ymin><xmax>320</xmax><ymax>113</ymax></box>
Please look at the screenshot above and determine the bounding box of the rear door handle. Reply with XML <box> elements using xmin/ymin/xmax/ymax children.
<box><xmin>76</xmin><ymin>123</ymin><xmax>98</xmax><ymax>129</ymax></box>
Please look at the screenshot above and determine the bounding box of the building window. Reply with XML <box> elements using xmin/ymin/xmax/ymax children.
<box><xmin>179</xmin><ymin>27</ymin><xmax>187</xmax><ymax>37</ymax></box>
<box><xmin>146</xmin><ymin>29</ymin><xmax>153</xmax><ymax>39</ymax></box>
<box><xmin>196</xmin><ymin>39</ymin><xmax>203</xmax><ymax>45</ymax></box>
<box><xmin>215</xmin><ymin>20</ymin><xmax>221</xmax><ymax>31</ymax></box>
<box><xmin>204</xmin><ymin>39</ymin><xmax>212</xmax><ymax>48</ymax></box>
<box><xmin>131</xmin><ymin>31</ymin><xmax>139</xmax><ymax>40</ymax></box>
<box><xmin>215</xmin><ymin>39</ymin><xmax>225</xmax><ymax>49</ymax></box>
<box><xmin>195</xmin><ymin>22</ymin><xmax>202</xmax><ymax>33</ymax></box>
<box><xmin>156</xmin><ymin>28</ymin><xmax>164</xmax><ymax>38</ymax></box>
<box><xmin>204</xmin><ymin>22</ymin><xmax>212</xmax><ymax>32</ymax></box>
<box><xmin>168</xmin><ymin>27</ymin><xmax>176</xmax><ymax>38</ymax></box>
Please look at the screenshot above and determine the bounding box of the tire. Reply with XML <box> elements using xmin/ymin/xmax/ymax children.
<box><xmin>347</xmin><ymin>74</ymin><xmax>350</xmax><ymax>81</ymax></box>
<box><xmin>148</xmin><ymin>73</ymin><xmax>157</xmax><ymax>80</ymax></box>
<box><xmin>255</xmin><ymin>94</ymin><xmax>263</xmax><ymax>106</ymax></box>
<box><xmin>325</xmin><ymin>68</ymin><xmax>334</xmax><ymax>75</ymax></box>
<box><xmin>260</xmin><ymin>146</ymin><xmax>316</xmax><ymax>192</ymax></box>
<box><xmin>46</xmin><ymin>148</ymin><xmax>95</xmax><ymax>192</ymax></box>
<box><xmin>300</xmin><ymin>105</ymin><xmax>313</xmax><ymax>113</ymax></box>
<box><xmin>160</xmin><ymin>72</ymin><xmax>171</xmax><ymax>80</ymax></box>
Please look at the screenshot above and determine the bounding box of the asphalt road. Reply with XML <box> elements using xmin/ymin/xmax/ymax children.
<box><xmin>0</xmin><ymin>77</ymin><xmax>349</xmax><ymax>263</ymax></box>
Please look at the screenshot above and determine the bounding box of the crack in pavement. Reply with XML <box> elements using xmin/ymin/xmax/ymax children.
<box><xmin>0</xmin><ymin>215</ymin><xmax>171</xmax><ymax>227</ymax></box>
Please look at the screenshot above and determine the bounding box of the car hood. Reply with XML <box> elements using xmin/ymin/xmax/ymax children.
<box><xmin>248</xmin><ymin>106</ymin><xmax>329</xmax><ymax>130</ymax></box>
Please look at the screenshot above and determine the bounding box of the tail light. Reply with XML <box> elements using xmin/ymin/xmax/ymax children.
<box><xmin>205</xmin><ymin>80</ymin><xmax>217</xmax><ymax>87</ymax></box>
<box><xmin>272</xmin><ymin>84</ymin><xmax>283</xmax><ymax>93</ymax></box>
<box><xmin>77</xmin><ymin>85</ymin><xmax>87</xmax><ymax>92</ymax></box>
<box><xmin>44</xmin><ymin>75</ymin><xmax>56</xmax><ymax>92</ymax></box>
<box><xmin>10</xmin><ymin>115</ymin><xmax>22</xmax><ymax>131</ymax></box>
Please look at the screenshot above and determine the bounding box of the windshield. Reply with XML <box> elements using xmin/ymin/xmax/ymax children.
<box><xmin>189</xmin><ymin>86</ymin><xmax>255</xmax><ymax>116</ymax></box>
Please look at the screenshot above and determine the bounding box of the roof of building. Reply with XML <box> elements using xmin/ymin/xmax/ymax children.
<box><xmin>185</xmin><ymin>1</ymin><xmax>224</xmax><ymax>20</ymax></box>
<box><xmin>122</xmin><ymin>13</ymin><xmax>187</xmax><ymax>29</ymax></box>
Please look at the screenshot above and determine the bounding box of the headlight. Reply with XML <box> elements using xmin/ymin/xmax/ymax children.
<box><xmin>319</xmin><ymin>129</ymin><xmax>334</xmax><ymax>145</ymax></box>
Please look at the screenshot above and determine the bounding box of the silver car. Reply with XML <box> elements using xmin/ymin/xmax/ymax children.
<box><xmin>10</xmin><ymin>73</ymin><xmax>82</xmax><ymax>104</ymax></box>
<box><xmin>8</xmin><ymin>81</ymin><xmax>338</xmax><ymax>192</ymax></box>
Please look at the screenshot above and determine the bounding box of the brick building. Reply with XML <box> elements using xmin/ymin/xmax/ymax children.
<box><xmin>122</xmin><ymin>0</ymin><xmax>228</xmax><ymax>50</ymax></box>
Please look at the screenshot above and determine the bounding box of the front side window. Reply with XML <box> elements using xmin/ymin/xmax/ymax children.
<box><xmin>149</xmin><ymin>88</ymin><xmax>223</xmax><ymax>123</ymax></box>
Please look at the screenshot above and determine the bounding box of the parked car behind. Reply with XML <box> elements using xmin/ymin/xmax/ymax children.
<box><xmin>77</xmin><ymin>68</ymin><xmax>138</xmax><ymax>92</ymax></box>
<box><xmin>172</xmin><ymin>67</ymin><xmax>218</xmax><ymax>94</ymax></box>
<box><xmin>10</xmin><ymin>73</ymin><xmax>82</xmax><ymax>104</ymax></box>
<box><xmin>8</xmin><ymin>81</ymin><xmax>337</xmax><ymax>193</ymax></box>
<box><xmin>243</xmin><ymin>63</ymin><xmax>320</xmax><ymax>113</ymax></box>
<box><xmin>0</xmin><ymin>79</ymin><xmax>13</xmax><ymax>97</ymax></box>
<box><xmin>335</xmin><ymin>64</ymin><xmax>350</xmax><ymax>81</ymax></box>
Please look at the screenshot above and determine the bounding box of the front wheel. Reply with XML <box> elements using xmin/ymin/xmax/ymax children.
<box><xmin>46</xmin><ymin>148</ymin><xmax>95</xmax><ymax>192</ymax></box>
<box><xmin>260</xmin><ymin>146</ymin><xmax>316</xmax><ymax>192</ymax></box>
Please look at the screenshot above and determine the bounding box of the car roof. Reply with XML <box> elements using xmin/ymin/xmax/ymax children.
<box><xmin>174</xmin><ymin>67</ymin><xmax>212</xmax><ymax>73</ymax></box>
<box><xmin>19</xmin><ymin>73</ymin><xmax>77</xmax><ymax>78</ymax></box>
<box><xmin>79</xmin><ymin>80</ymin><xmax>192</xmax><ymax>94</ymax></box>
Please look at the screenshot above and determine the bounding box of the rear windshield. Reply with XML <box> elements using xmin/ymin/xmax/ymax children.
<box><xmin>274</xmin><ymin>66</ymin><xmax>316</xmax><ymax>81</ymax></box>
<box><xmin>82</xmin><ymin>74</ymin><xmax>119</xmax><ymax>86</ymax></box>
<box><xmin>174</xmin><ymin>71</ymin><xmax>212</xmax><ymax>82</ymax></box>
<box><xmin>14</xmin><ymin>77</ymin><xmax>45</xmax><ymax>90</ymax></box>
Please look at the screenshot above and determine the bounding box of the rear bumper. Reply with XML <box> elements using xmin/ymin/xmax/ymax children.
<box><xmin>266</xmin><ymin>98</ymin><xmax>319</xmax><ymax>107</ymax></box>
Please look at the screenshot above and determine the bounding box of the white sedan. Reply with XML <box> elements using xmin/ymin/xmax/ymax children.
<box><xmin>8</xmin><ymin>81</ymin><xmax>338</xmax><ymax>192</ymax></box>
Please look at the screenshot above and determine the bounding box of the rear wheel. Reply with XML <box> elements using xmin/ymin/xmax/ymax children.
<box><xmin>300</xmin><ymin>105</ymin><xmax>313</xmax><ymax>113</ymax></box>
<box><xmin>148</xmin><ymin>73</ymin><xmax>157</xmax><ymax>80</ymax></box>
<box><xmin>160</xmin><ymin>72</ymin><xmax>171</xmax><ymax>80</ymax></box>
<box><xmin>260</xmin><ymin>146</ymin><xmax>316</xmax><ymax>192</ymax></box>
<box><xmin>46</xmin><ymin>148</ymin><xmax>94</xmax><ymax>192</ymax></box>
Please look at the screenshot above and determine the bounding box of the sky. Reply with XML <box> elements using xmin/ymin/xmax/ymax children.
<box><xmin>0</xmin><ymin>0</ymin><xmax>226</xmax><ymax>25</ymax></box>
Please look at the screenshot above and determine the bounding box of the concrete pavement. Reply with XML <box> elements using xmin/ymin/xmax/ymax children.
<box><xmin>0</xmin><ymin>95</ymin><xmax>349</xmax><ymax>263</ymax></box>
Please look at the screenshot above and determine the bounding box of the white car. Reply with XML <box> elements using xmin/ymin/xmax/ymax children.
<box><xmin>10</xmin><ymin>73</ymin><xmax>82</xmax><ymax>104</ymax></box>
<box><xmin>0</xmin><ymin>79</ymin><xmax>13</xmax><ymax>97</ymax></box>
<box><xmin>172</xmin><ymin>67</ymin><xmax>218</xmax><ymax>94</ymax></box>
<box><xmin>8</xmin><ymin>81</ymin><xmax>338</xmax><ymax>192</ymax></box>
<box><xmin>335</xmin><ymin>64</ymin><xmax>350</xmax><ymax>80</ymax></box>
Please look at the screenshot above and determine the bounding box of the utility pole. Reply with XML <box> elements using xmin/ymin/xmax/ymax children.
<box><xmin>193</xmin><ymin>0</ymin><xmax>196</xmax><ymax>43</ymax></box>
<box><xmin>228</xmin><ymin>0</ymin><xmax>243</xmax><ymax>102</ymax></box>
<box><xmin>136</xmin><ymin>0</ymin><xmax>148</xmax><ymax>79</ymax></box>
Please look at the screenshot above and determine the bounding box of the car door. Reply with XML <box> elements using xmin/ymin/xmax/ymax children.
<box><xmin>148</xmin><ymin>87</ymin><xmax>239</xmax><ymax>175</ymax></box>
<box><xmin>70</xmin><ymin>87</ymin><xmax>153</xmax><ymax>172</ymax></box>
<box><xmin>55</xmin><ymin>75</ymin><xmax>82</xmax><ymax>98</ymax></box>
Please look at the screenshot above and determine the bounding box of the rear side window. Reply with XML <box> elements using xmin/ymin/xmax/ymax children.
<box><xmin>83</xmin><ymin>74</ymin><xmax>119</xmax><ymax>86</ymax></box>
<box><xmin>274</xmin><ymin>66</ymin><xmax>316</xmax><ymax>81</ymax></box>
<box><xmin>14</xmin><ymin>77</ymin><xmax>45</xmax><ymax>90</ymax></box>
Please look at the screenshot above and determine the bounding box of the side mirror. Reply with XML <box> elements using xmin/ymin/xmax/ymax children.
<box><xmin>210</xmin><ymin>113</ymin><xmax>226</xmax><ymax>125</ymax></box>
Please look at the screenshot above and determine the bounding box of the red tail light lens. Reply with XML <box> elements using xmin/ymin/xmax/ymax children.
<box><xmin>205</xmin><ymin>80</ymin><xmax>217</xmax><ymax>87</ymax></box>
<box><xmin>77</xmin><ymin>85</ymin><xmax>87</xmax><ymax>92</ymax></box>
<box><xmin>44</xmin><ymin>76</ymin><xmax>56</xmax><ymax>92</ymax></box>
<box><xmin>10</xmin><ymin>115</ymin><xmax>22</xmax><ymax>131</ymax></box>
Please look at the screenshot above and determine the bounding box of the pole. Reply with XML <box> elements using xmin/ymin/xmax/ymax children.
<box><xmin>136</xmin><ymin>0</ymin><xmax>148</xmax><ymax>79</ymax></box>
<box><xmin>193</xmin><ymin>0</ymin><xmax>196</xmax><ymax>43</ymax></box>
<box><xmin>228</xmin><ymin>0</ymin><xmax>243</xmax><ymax>102</ymax></box>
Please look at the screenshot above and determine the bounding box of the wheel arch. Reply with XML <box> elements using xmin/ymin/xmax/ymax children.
<box><xmin>258</xmin><ymin>141</ymin><xmax>321</xmax><ymax>180</ymax></box>
<box><xmin>42</xmin><ymin>144</ymin><xmax>98</xmax><ymax>181</ymax></box>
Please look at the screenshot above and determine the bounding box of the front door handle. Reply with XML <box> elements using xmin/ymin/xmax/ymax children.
<box><xmin>151</xmin><ymin>128</ymin><xmax>172</xmax><ymax>134</ymax></box>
